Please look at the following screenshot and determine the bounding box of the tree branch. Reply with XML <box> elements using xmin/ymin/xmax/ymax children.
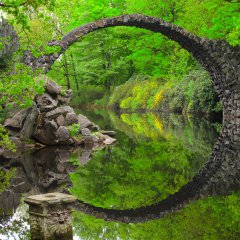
<box><xmin>0</xmin><ymin>1</ymin><xmax>28</xmax><ymax>8</ymax></box>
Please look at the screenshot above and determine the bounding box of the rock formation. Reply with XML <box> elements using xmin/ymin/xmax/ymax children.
<box><xmin>3</xmin><ymin>79</ymin><xmax>116</xmax><ymax>149</ymax></box>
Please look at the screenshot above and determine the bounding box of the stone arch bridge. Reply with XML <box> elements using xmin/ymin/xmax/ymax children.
<box><xmin>22</xmin><ymin>14</ymin><xmax>240</xmax><ymax>119</ymax></box>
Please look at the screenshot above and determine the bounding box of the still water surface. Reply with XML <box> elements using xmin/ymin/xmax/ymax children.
<box><xmin>0</xmin><ymin>110</ymin><xmax>239</xmax><ymax>239</ymax></box>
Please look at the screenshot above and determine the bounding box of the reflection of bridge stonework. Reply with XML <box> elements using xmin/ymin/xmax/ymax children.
<box><xmin>0</xmin><ymin>120</ymin><xmax>239</xmax><ymax>224</ymax></box>
<box><xmin>22</xmin><ymin>14</ymin><xmax>240</xmax><ymax>119</ymax></box>
<box><xmin>72</xmin><ymin>118</ymin><xmax>240</xmax><ymax>223</ymax></box>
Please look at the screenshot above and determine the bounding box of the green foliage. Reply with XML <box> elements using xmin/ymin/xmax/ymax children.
<box><xmin>0</xmin><ymin>124</ymin><xmax>14</xmax><ymax>150</ymax></box>
<box><xmin>0</xmin><ymin>168</ymin><xmax>16</xmax><ymax>192</ymax></box>
<box><xmin>0</xmin><ymin>0</ymin><xmax>56</xmax><ymax>29</ymax></box>
<box><xmin>0</xmin><ymin>61</ymin><xmax>45</xmax><ymax>109</ymax></box>
<box><xmin>72</xmin><ymin>193</ymin><xmax>240</xmax><ymax>240</ymax></box>
<box><xmin>70</xmin><ymin>137</ymin><xmax>199</xmax><ymax>209</ymax></box>
<box><xmin>71</xmin><ymin>85</ymin><xmax>105</xmax><ymax>106</ymax></box>
<box><xmin>183</xmin><ymin>70</ymin><xmax>222</xmax><ymax>113</ymax></box>
<box><xmin>68</xmin><ymin>123</ymin><xmax>81</xmax><ymax>137</ymax></box>
<box><xmin>1</xmin><ymin>0</ymin><xmax>238</xmax><ymax>114</ymax></box>
<box><xmin>109</xmin><ymin>69</ymin><xmax>221</xmax><ymax>113</ymax></box>
<box><xmin>70</xmin><ymin>110</ymin><xmax>218</xmax><ymax>209</ymax></box>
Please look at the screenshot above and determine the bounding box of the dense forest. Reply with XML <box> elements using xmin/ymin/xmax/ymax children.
<box><xmin>0</xmin><ymin>0</ymin><xmax>239</xmax><ymax>146</ymax></box>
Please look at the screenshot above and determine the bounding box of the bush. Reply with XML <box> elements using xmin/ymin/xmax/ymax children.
<box><xmin>108</xmin><ymin>69</ymin><xmax>221</xmax><ymax>114</ymax></box>
<box><xmin>68</xmin><ymin>124</ymin><xmax>81</xmax><ymax>137</ymax></box>
<box><xmin>184</xmin><ymin>70</ymin><xmax>221</xmax><ymax>113</ymax></box>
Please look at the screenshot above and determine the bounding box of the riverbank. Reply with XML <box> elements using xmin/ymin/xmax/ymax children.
<box><xmin>70</xmin><ymin>70</ymin><xmax>222</xmax><ymax>116</ymax></box>
<box><xmin>0</xmin><ymin>79</ymin><xmax>116</xmax><ymax>152</ymax></box>
<box><xmin>107</xmin><ymin>71</ymin><xmax>222</xmax><ymax>114</ymax></box>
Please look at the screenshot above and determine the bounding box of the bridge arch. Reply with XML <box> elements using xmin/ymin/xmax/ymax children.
<box><xmin>20</xmin><ymin>15</ymin><xmax>240</xmax><ymax>223</ymax></box>
<box><xmin>23</xmin><ymin>14</ymin><xmax>240</xmax><ymax>119</ymax></box>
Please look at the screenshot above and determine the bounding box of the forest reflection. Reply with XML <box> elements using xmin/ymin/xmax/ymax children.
<box><xmin>1</xmin><ymin>111</ymin><xmax>239</xmax><ymax>240</ymax></box>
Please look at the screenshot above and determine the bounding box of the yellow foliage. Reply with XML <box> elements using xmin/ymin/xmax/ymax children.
<box><xmin>154</xmin><ymin>89</ymin><xmax>164</xmax><ymax>107</ymax></box>
<box><xmin>154</xmin><ymin>115</ymin><xmax>163</xmax><ymax>134</ymax></box>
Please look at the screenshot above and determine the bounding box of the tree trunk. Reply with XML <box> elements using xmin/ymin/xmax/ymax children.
<box><xmin>105</xmin><ymin>50</ymin><xmax>111</xmax><ymax>92</ymax></box>
<box><xmin>63</xmin><ymin>53</ymin><xmax>71</xmax><ymax>90</ymax></box>
<box><xmin>70</xmin><ymin>53</ymin><xmax>80</xmax><ymax>95</ymax></box>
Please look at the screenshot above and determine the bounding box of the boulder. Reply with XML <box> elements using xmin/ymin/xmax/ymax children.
<box><xmin>57</xmin><ymin>95</ymin><xmax>71</xmax><ymax>104</ymax></box>
<box><xmin>33</xmin><ymin>121</ymin><xmax>58</xmax><ymax>145</ymax></box>
<box><xmin>36</xmin><ymin>113</ymin><xmax>45</xmax><ymax>128</ymax></box>
<box><xmin>60</xmin><ymin>89</ymin><xmax>72</xmax><ymax>98</ymax></box>
<box><xmin>61</xmin><ymin>138</ymin><xmax>75</xmax><ymax>146</ymax></box>
<box><xmin>4</xmin><ymin>108</ymin><xmax>30</xmax><ymax>129</ymax></box>
<box><xmin>20</xmin><ymin>105</ymin><xmax>40</xmax><ymax>140</ymax></box>
<box><xmin>57</xmin><ymin>126</ymin><xmax>70</xmax><ymax>142</ymax></box>
<box><xmin>66</xmin><ymin>113</ymin><xmax>78</xmax><ymax>125</ymax></box>
<box><xmin>57</xmin><ymin>92</ymin><xmax>72</xmax><ymax>104</ymax></box>
<box><xmin>77</xmin><ymin>114</ymin><xmax>99</xmax><ymax>130</ymax></box>
<box><xmin>56</xmin><ymin>115</ymin><xmax>65</xmax><ymax>126</ymax></box>
<box><xmin>6</xmin><ymin>128</ymin><xmax>20</xmax><ymax>137</ymax></box>
<box><xmin>100</xmin><ymin>130</ymin><xmax>116</xmax><ymax>137</ymax></box>
<box><xmin>81</xmin><ymin>128</ymin><xmax>91</xmax><ymax>136</ymax></box>
<box><xmin>10</xmin><ymin>137</ymin><xmax>23</xmax><ymax>149</ymax></box>
<box><xmin>82</xmin><ymin>136</ymin><xmax>94</xmax><ymax>148</ymax></box>
<box><xmin>0</xmin><ymin>137</ymin><xmax>23</xmax><ymax>158</ymax></box>
<box><xmin>36</xmin><ymin>93</ymin><xmax>58</xmax><ymax>112</ymax></box>
<box><xmin>103</xmin><ymin>136</ymin><xmax>116</xmax><ymax>145</ymax></box>
<box><xmin>45</xmin><ymin>106</ymin><xmax>74</xmax><ymax>120</ymax></box>
<box><xmin>45</xmin><ymin>80</ymin><xmax>60</xmax><ymax>95</ymax></box>
<box><xmin>80</xmin><ymin>150</ymin><xmax>92</xmax><ymax>165</ymax></box>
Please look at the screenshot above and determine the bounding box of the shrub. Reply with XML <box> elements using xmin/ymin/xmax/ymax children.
<box><xmin>108</xmin><ymin>69</ymin><xmax>221</xmax><ymax>114</ymax></box>
<box><xmin>68</xmin><ymin>123</ymin><xmax>81</xmax><ymax>137</ymax></box>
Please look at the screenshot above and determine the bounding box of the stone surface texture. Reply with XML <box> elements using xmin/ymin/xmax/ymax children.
<box><xmin>3</xmin><ymin>79</ymin><xmax>116</xmax><ymax>147</ymax></box>
<box><xmin>25</xmin><ymin>193</ymin><xmax>76</xmax><ymax>240</ymax></box>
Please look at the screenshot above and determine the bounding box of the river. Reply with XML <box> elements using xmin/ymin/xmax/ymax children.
<box><xmin>0</xmin><ymin>109</ymin><xmax>239</xmax><ymax>239</ymax></box>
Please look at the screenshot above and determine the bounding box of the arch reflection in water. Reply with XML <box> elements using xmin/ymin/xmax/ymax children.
<box><xmin>72</xmin><ymin>117</ymin><xmax>240</xmax><ymax>224</ymax></box>
<box><xmin>0</xmin><ymin>112</ymin><xmax>239</xmax><ymax>239</ymax></box>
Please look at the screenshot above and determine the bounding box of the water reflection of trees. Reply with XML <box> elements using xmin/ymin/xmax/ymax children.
<box><xmin>1</xmin><ymin>111</ymin><xmax>238</xmax><ymax>240</ymax></box>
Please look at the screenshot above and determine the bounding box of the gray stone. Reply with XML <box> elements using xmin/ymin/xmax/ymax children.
<box><xmin>36</xmin><ymin>93</ymin><xmax>58</xmax><ymax>112</ymax></box>
<box><xmin>56</xmin><ymin>115</ymin><xmax>65</xmax><ymax>126</ymax></box>
<box><xmin>4</xmin><ymin>108</ymin><xmax>29</xmax><ymax>129</ymax></box>
<box><xmin>61</xmin><ymin>138</ymin><xmax>75</xmax><ymax>146</ymax></box>
<box><xmin>82</xmin><ymin>136</ymin><xmax>94</xmax><ymax>148</ymax></box>
<box><xmin>24</xmin><ymin>193</ymin><xmax>76</xmax><ymax>240</ymax></box>
<box><xmin>57</xmin><ymin>89</ymin><xmax>72</xmax><ymax>104</ymax></box>
<box><xmin>10</xmin><ymin>137</ymin><xmax>23</xmax><ymax>149</ymax></box>
<box><xmin>81</xmin><ymin>128</ymin><xmax>91</xmax><ymax>136</ymax></box>
<box><xmin>65</xmin><ymin>89</ymin><xmax>73</xmax><ymax>98</ymax></box>
<box><xmin>0</xmin><ymin>137</ymin><xmax>23</xmax><ymax>158</ymax></box>
<box><xmin>57</xmin><ymin>95</ymin><xmax>71</xmax><ymax>104</ymax></box>
<box><xmin>46</xmin><ymin>106</ymin><xmax>74</xmax><ymax>119</ymax></box>
<box><xmin>57</xmin><ymin>126</ymin><xmax>70</xmax><ymax>142</ymax></box>
<box><xmin>80</xmin><ymin>150</ymin><xmax>92</xmax><ymax>165</ymax></box>
<box><xmin>6</xmin><ymin>128</ymin><xmax>20</xmax><ymax>137</ymax></box>
<box><xmin>20</xmin><ymin>105</ymin><xmax>40</xmax><ymax>140</ymax></box>
<box><xmin>33</xmin><ymin>121</ymin><xmax>58</xmax><ymax>145</ymax></box>
<box><xmin>77</xmin><ymin>114</ymin><xmax>98</xmax><ymax>130</ymax></box>
<box><xmin>66</xmin><ymin>113</ymin><xmax>78</xmax><ymax>125</ymax></box>
<box><xmin>45</xmin><ymin>80</ymin><xmax>61</xmax><ymax>95</ymax></box>
<box><xmin>101</xmin><ymin>130</ymin><xmax>116</xmax><ymax>137</ymax></box>
<box><xmin>103</xmin><ymin>137</ymin><xmax>116</xmax><ymax>145</ymax></box>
